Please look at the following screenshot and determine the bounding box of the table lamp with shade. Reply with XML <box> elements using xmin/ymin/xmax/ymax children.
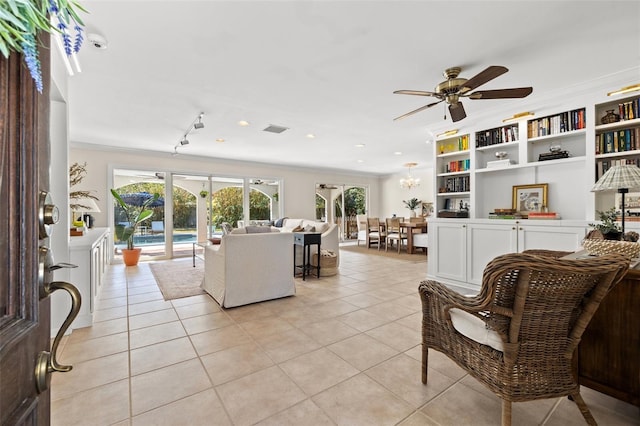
<box><xmin>71</xmin><ymin>197</ymin><xmax>101</xmax><ymax>229</ymax></box>
<box><xmin>591</xmin><ymin>164</ymin><xmax>640</xmax><ymax>235</ymax></box>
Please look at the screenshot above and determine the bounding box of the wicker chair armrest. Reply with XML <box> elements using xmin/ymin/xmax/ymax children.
<box><xmin>521</xmin><ymin>249</ymin><xmax>574</xmax><ymax>259</ymax></box>
<box><xmin>419</xmin><ymin>279</ymin><xmax>492</xmax><ymax>314</ymax></box>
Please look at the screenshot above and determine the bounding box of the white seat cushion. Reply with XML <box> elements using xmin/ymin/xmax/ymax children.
<box><xmin>413</xmin><ymin>233</ymin><xmax>428</xmax><ymax>247</ymax></box>
<box><xmin>449</xmin><ymin>308</ymin><xmax>504</xmax><ymax>352</ymax></box>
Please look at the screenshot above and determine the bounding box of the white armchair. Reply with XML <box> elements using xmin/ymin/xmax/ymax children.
<box><xmin>202</xmin><ymin>232</ymin><xmax>295</xmax><ymax>308</ymax></box>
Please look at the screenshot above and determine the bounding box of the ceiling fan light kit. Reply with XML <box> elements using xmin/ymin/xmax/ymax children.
<box><xmin>394</xmin><ymin>65</ymin><xmax>533</xmax><ymax>123</ymax></box>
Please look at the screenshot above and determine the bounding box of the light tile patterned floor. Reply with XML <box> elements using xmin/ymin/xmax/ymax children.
<box><xmin>51</xmin><ymin>244</ymin><xmax>640</xmax><ymax>426</ymax></box>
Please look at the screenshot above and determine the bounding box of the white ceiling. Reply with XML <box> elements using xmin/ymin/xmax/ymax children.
<box><xmin>65</xmin><ymin>1</ymin><xmax>640</xmax><ymax>176</ymax></box>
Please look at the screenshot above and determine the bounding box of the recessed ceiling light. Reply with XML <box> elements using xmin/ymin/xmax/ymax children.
<box><xmin>394</xmin><ymin>151</ymin><xmax>402</xmax><ymax>155</ymax></box>
<box><xmin>216</xmin><ymin>138</ymin><xmax>225</xmax><ymax>143</ymax></box>
<box><xmin>357</xmin><ymin>160</ymin><xmax>364</xmax><ymax>163</ymax></box>
<box><xmin>238</xmin><ymin>120</ymin><xmax>249</xmax><ymax>126</ymax></box>
<box><xmin>355</xmin><ymin>144</ymin><xmax>365</xmax><ymax>148</ymax></box>
<box><xmin>306</xmin><ymin>134</ymin><xmax>315</xmax><ymax>139</ymax></box>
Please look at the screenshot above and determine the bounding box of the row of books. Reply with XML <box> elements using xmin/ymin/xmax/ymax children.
<box><xmin>440</xmin><ymin>176</ymin><xmax>470</xmax><ymax>193</ymax></box>
<box><xmin>488</xmin><ymin>211</ymin><xmax>560</xmax><ymax>220</ymax></box>
<box><xmin>596</xmin><ymin>158</ymin><xmax>640</xmax><ymax>180</ymax></box>
<box><xmin>475</xmin><ymin>124</ymin><xmax>519</xmax><ymax>147</ymax></box>
<box><xmin>615</xmin><ymin>97</ymin><xmax>640</xmax><ymax>121</ymax></box>
<box><xmin>527</xmin><ymin>108</ymin><xmax>586</xmax><ymax>138</ymax></box>
<box><xmin>443</xmin><ymin>159</ymin><xmax>470</xmax><ymax>173</ymax></box>
<box><xmin>438</xmin><ymin>135</ymin><xmax>470</xmax><ymax>154</ymax></box>
<box><xmin>595</xmin><ymin>128</ymin><xmax>640</xmax><ymax>154</ymax></box>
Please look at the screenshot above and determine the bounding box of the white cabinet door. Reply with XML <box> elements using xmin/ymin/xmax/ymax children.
<box><xmin>467</xmin><ymin>223</ymin><xmax>518</xmax><ymax>285</ymax></box>
<box><xmin>517</xmin><ymin>225</ymin><xmax>586</xmax><ymax>252</ymax></box>
<box><xmin>431</xmin><ymin>222</ymin><xmax>468</xmax><ymax>282</ymax></box>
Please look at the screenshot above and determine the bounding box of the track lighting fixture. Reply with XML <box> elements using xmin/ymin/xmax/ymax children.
<box><xmin>173</xmin><ymin>112</ymin><xmax>204</xmax><ymax>153</ymax></box>
<box><xmin>194</xmin><ymin>113</ymin><xmax>205</xmax><ymax>129</ymax></box>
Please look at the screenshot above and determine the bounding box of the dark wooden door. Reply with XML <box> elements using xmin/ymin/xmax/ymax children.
<box><xmin>0</xmin><ymin>40</ymin><xmax>52</xmax><ymax>424</ymax></box>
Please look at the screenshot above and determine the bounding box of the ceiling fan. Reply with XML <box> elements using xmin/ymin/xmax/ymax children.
<box><xmin>393</xmin><ymin>66</ymin><xmax>533</xmax><ymax>123</ymax></box>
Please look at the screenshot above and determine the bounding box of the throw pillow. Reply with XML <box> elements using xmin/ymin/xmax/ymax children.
<box><xmin>274</xmin><ymin>217</ymin><xmax>287</xmax><ymax>228</ymax></box>
<box><xmin>304</xmin><ymin>224</ymin><xmax>316</xmax><ymax>232</ymax></box>
<box><xmin>221</xmin><ymin>222</ymin><xmax>233</xmax><ymax>235</ymax></box>
<box><xmin>292</xmin><ymin>225</ymin><xmax>304</xmax><ymax>232</ymax></box>
<box><xmin>245</xmin><ymin>225</ymin><xmax>273</xmax><ymax>233</ymax></box>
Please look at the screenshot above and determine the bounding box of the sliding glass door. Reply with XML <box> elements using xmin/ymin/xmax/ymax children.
<box><xmin>112</xmin><ymin>169</ymin><xmax>281</xmax><ymax>261</ymax></box>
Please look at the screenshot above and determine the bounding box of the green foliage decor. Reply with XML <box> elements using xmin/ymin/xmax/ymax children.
<box><xmin>111</xmin><ymin>189</ymin><xmax>159</xmax><ymax>250</ymax></box>
<box><xmin>1</xmin><ymin>0</ymin><xmax>87</xmax><ymax>92</ymax></box>
<box><xmin>403</xmin><ymin>197</ymin><xmax>421</xmax><ymax>211</ymax></box>
<box><xmin>589</xmin><ymin>207</ymin><xmax>621</xmax><ymax>236</ymax></box>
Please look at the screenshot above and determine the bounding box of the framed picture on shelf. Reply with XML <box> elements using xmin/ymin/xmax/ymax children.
<box><xmin>421</xmin><ymin>202</ymin><xmax>433</xmax><ymax>217</ymax></box>
<box><xmin>616</xmin><ymin>192</ymin><xmax>640</xmax><ymax>216</ymax></box>
<box><xmin>512</xmin><ymin>183</ymin><xmax>548</xmax><ymax>213</ymax></box>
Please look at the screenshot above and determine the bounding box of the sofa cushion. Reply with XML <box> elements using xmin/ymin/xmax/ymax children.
<box><xmin>221</xmin><ymin>222</ymin><xmax>233</xmax><ymax>235</ymax></box>
<box><xmin>230</xmin><ymin>228</ymin><xmax>247</xmax><ymax>234</ymax></box>
<box><xmin>282</xmin><ymin>219</ymin><xmax>302</xmax><ymax>231</ymax></box>
<box><xmin>245</xmin><ymin>225</ymin><xmax>276</xmax><ymax>233</ymax></box>
<box><xmin>303</xmin><ymin>224</ymin><xmax>316</xmax><ymax>232</ymax></box>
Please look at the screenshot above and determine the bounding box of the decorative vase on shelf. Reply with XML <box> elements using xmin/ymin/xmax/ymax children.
<box><xmin>601</xmin><ymin>109</ymin><xmax>620</xmax><ymax>124</ymax></box>
<box><xmin>410</xmin><ymin>210</ymin><xmax>417</xmax><ymax>218</ymax></box>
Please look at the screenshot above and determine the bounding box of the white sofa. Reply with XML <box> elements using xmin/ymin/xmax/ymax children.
<box><xmin>277</xmin><ymin>218</ymin><xmax>340</xmax><ymax>275</ymax></box>
<box><xmin>202</xmin><ymin>231</ymin><xmax>295</xmax><ymax>308</ymax></box>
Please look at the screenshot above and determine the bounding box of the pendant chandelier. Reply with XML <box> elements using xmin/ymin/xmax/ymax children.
<box><xmin>400</xmin><ymin>162</ymin><xmax>420</xmax><ymax>189</ymax></box>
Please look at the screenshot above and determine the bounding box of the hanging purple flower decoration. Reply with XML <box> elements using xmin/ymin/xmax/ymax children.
<box><xmin>73</xmin><ymin>22</ymin><xmax>84</xmax><ymax>53</ymax></box>
<box><xmin>21</xmin><ymin>34</ymin><xmax>43</xmax><ymax>94</ymax></box>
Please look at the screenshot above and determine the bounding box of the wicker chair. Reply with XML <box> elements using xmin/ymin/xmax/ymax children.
<box><xmin>419</xmin><ymin>251</ymin><xmax>629</xmax><ymax>426</ymax></box>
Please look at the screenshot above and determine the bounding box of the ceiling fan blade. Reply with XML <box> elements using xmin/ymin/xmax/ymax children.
<box><xmin>459</xmin><ymin>65</ymin><xmax>508</xmax><ymax>93</ymax></box>
<box><xmin>393</xmin><ymin>100</ymin><xmax>443</xmax><ymax>121</ymax></box>
<box><xmin>449</xmin><ymin>102</ymin><xmax>467</xmax><ymax>122</ymax></box>
<box><xmin>469</xmin><ymin>87</ymin><xmax>533</xmax><ymax>99</ymax></box>
<box><xmin>393</xmin><ymin>90</ymin><xmax>440</xmax><ymax>97</ymax></box>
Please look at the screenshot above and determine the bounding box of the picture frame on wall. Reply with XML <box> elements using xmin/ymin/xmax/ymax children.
<box><xmin>512</xmin><ymin>183</ymin><xmax>548</xmax><ymax>213</ymax></box>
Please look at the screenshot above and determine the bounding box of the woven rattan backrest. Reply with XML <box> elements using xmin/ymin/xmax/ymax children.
<box><xmin>479</xmin><ymin>253</ymin><xmax>628</xmax><ymax>362</ymax></box>
<box><xmin>386</xmin><ymin>217</ymin><xmax>401</xmax><ymax>233</ymax></box>
<box><xmin>367</xmin><ymin>217</ymin><xmax>380</xmax><ymax>230</ymax></box>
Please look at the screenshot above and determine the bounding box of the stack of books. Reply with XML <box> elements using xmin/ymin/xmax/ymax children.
<box><xmin>539</xmin><ymin>151</ymin><xmax>569</xmax><ymax>161</ymax></box>
<box><xmin>528</xmin><ymin>212</ymin><xmax>560</xmax><ymax>220</ymax></box>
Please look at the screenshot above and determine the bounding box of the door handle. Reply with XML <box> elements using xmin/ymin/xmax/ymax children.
<box><xmin>35</xmin><ymin>281</ymin><xmax>81</xmax><ymax>393</ymax></box>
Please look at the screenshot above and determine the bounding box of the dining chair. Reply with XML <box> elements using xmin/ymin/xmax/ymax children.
<box><xmin>385</xmin><ymin>217</ymin><xmax>407</xmax><ymax>253</ymax></box>
<box><xmin>419</xmin><ymin>251</ymin><xmax>629</xmax><ymax>426</ymax></box>
<box><xmin>366</xmin><ymin>217</ymin><xmax>386</xmax><ymax>249</ymax></box>
<box><xmin>356</xmin><ymin>214</ymin><xmax>368</xmax><ymax>246</ymax></box>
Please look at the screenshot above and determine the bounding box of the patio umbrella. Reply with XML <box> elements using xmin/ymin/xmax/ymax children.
<box><xmin>118</xmin><ymin>192</ymin><xmax>164</xmax><ymax>207</ymax></box>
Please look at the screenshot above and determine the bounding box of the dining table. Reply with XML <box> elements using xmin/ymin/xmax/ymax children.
<box><xmin>400</xmin><ymin>221</ymin><xmax>428</xmax><ymax>254</ymax></box>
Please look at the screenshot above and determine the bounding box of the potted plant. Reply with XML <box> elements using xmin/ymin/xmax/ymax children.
<box><xmin>111</xmin><ymin>189</ymin><xmax>160</xmax><ymax>266</ymax></box>
<box><xmin>589</xmin><ymin>207</ymin><xmax>622</xmax><ymax>240</ymax></box>
<box><xmin>403</xmin><ymin>197</ymin><xmax>421</xmax><ymax>218</ymax></box>
<box><xmin>199</xmin><ymin>189</ymin><xmax>209</xmax><ymax>198</ymax></box>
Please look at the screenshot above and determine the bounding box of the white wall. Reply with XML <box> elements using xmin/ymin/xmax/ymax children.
<box><xmin>70</xmin><ymin>144</ymin><xmax>383</xmax><ymax>228</ymax></box>
<box><xmin>379</xmin><ymin>167</ymin><xmax>434</xmax><ymax>220</ymax></box>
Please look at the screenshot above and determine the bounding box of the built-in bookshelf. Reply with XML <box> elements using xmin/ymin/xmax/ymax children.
<box><xmin>527</xmin><ymin>108</ymin><xmax>586</xmax><ymax>138</ymax></box>
<box><xmin>435</xmin><ymin>134</ymin><xmax>471</xmax><ymax>217</ymax></box>
<box><xmin>594</xmin><ymin>94</ymin><xmax>640</xmax><ymax>179</ymax></box>
<box><xmin>475</xmin><ymin>123</ymin><xmax>519</xmax><ymax>147</ymax></box>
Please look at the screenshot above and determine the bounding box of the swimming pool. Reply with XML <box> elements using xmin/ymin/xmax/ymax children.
<box><xmin>115</xmin><ymin>233</ymin><xmax>198</xmax><ymax>246</ymax></box>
